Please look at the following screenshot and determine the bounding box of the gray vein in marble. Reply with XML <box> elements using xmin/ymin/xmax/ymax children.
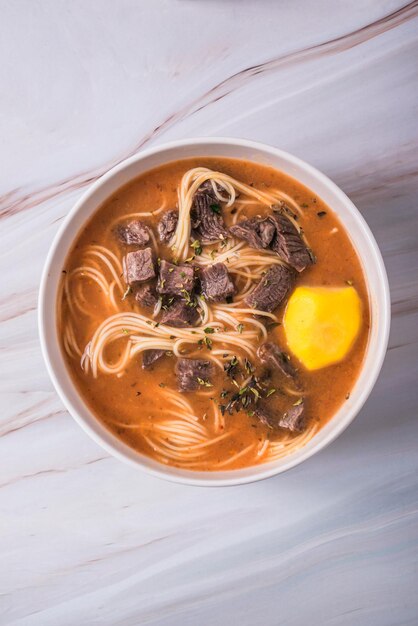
<box><xmin>1</xmin><ymin>1</ymin><xmax>416</xmax><ymax>220</ymax></box>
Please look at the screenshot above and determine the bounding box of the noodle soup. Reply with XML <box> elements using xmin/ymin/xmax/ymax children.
<box><xmin>58</xmin><ymin>157</ymin><xmax>370</xmax><ymax>471</ymax></box>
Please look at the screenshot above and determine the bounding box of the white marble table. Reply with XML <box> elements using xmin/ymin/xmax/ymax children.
<box><xmin>1</xmin><ymin>2</ymin><xmax>417</xmax><ymax>624</ymax></box>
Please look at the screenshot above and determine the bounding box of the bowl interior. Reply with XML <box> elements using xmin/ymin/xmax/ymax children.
<box><xmin>39</xmin><ymin>138</ymin><xmax>390</xmax><ymax>486</ymax></box>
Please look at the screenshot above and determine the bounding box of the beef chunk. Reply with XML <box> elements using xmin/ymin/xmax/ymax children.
<box><xmin>278</xmin><ymin>402</ymin><xmax>306</xmax><ymax>432</ymax></box>
<box><xmin>191</xmin><ymin>182</ymin><xmax>228</xmax><ymax>243</ymax></box>
<box><xmin>160</xmin><ymin>299</ymin><xmax>199</xmax><ymax>328</ymax></box>
<box><xmin>117</xmin><ymin>220</ymin><xmax>150</xmax><ymax>246</ymax></box>
<box><xmin>175</xmin><ymin>358</ymin><xmax>214</xmax><ymax>392</ymax></box>
<box><xmin>257</xmin><ymin>342</ymin><xmax>296</xmax><ymax>378</ymax></box>
<box><xmin>200</xmin><ymin>263</ymin><xmax>235</xmax><ymax>302</ymax></box>
<box><xmin>142</xmin><ymin>349</ymin><xmax>165</xmax><ymax>369</ymax></box>
<box><xmin>253</xmin><ymin>400</ymin><xmax>306</xmax><ymax>432</ymax></box>
<box><xmin>158</xmin><ymin>209</ymin><xmax>178</xmax><ymax>243</ymax></box>
<box><xmin>269</xmin><ymin>213</ymin><xmax>314</xmax><ymax>272</ymax></box>
<box><xmin>123</xmin><ymin>248</ymin><xmax>155</xmax><ymax>285</ymax></box>
<box><xmin>246</xmin><ymin>264</ymin><xmax>295</xmax><ymax>312</ymax></box>
<box><xmin>134</xmin><ymin>283</ymin><xmax>158</xmax><ymax>308</ymax></box>
<box><xmin>253</xmin><ymin>401</ymin><xmax>276</xmax><ymax>429</ymax></box>
<box><xmin>230</xmin><ymin>212</ymin><xmax>314</xmax><ymax>272</ymax></box>
<box><xmin>230</xmin><ymin>217</ymin><xmax>275</xmax><ymax>249</ymax></box>
<box><xmin>157</xmin><ymin>260</ymin><xmax>195</xmax><ymax>296</ymax></box>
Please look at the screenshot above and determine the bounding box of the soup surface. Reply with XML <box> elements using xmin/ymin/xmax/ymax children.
<box><xmin>59</xmin><ymin>157</ymin><xmax>370</xmax><ymax>470</ymax></box>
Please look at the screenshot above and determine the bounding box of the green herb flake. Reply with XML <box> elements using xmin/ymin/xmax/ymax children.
<box><xmin>244</xmin><ymin>358</ymin><xmax>254</xmax><ymax>375</ymax></box>
<box><xmin>293</xmin><ymin>397</ymin><xmax>303</xmax><ymax>406</ymax></box>
<box><xmin>181</xmin><ymin>289</ymin><xmax>192</xmax><ymax>305</ymax></box>
<box><xmin>236</xmin><ymin>323</ymin><xmax>244</xmax><ymax>334</ymax></box>
<box><xmin>266</xmin><ymin>388</ymin><xmax>276</xmax><ymax>397</ymax></box>
<box><xmin>191</xmin><ymin>240</ymin><xmax>203</xmax><ymax>255</ymax></box>
<box><xmin>210</xmin><ymin>203</ymin><xmax>221</xmax><ymax>214</ymax></box>
<box><xmin>204</xmin><ymin>327</ymin><xmax>215</xmax><ymax>334</ymax></box>
<box><xmin>168</xmin><ymin>267</ymin><xmax>174</xmax><ymax>273</ymax></box>
<box><xmin>197</xmin><ymin>377</ymin><xmax>213</xmax><ymax>388</ymax></box>
<box><xmin>301</xmin><ymin>202</ymin><xmax>309</xmax><ymax>208</ymax></box>
<box><xmin>203</xmin><ymin>336</ymin><xmax>213</xmax><ymax>350</ymax></box>
<box><xmin>159</xmin><ymin>382</ymin><xmax>166</xmax><ymax>388</ymax></box>
<box><xmin>122</xmin><ymin>328</ymin><xmax>129</xmax><ymax>335</ymax></box>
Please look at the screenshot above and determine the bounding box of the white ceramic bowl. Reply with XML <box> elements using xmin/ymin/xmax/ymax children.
<box><xmin>38</xmin><ymin>138</ymin><xmax>390</xmax><ymax>486</ymax></box>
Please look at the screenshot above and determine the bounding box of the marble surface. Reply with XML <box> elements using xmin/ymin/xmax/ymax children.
<box><xmin>1</xmin><ymin>1</ymin><xmax>418</xmax><ymax>624</ymax></box>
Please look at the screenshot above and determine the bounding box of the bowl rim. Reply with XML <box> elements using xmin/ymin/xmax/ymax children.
<box><xmin>38</xmin><ymin>136</ymin><xmax>391</xmax><ymax>487</ymax></box>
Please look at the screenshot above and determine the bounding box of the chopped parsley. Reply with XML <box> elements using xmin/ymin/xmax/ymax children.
<box><xmin>191</xmin><ymin>239</ymin><xmax>202</xmax><ymax>255</ymax></box>
<box><xmin>197</xmin><ymin>377</ymin><xmax>212</xmax><ymax>387</ymax></box>
<box><xmin>244</xmin><ymin>358</ymin><xmax>255</xmax><ymax>375</ymax></box>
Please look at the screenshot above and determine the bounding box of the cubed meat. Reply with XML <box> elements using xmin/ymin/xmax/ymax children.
<box><xmin>229</xmin><ymin>217</ymin><xmax>275</xmax><ymax>249</ymax></box>
<box><xmin>123</xmin><ymin>248</ymin><xmax>155</xmax><ymax>286</ymax></box>
<box><xmin>117</xmin><ymin>220</ymin><xmax>150</xmax><ymax>246</ymax></box>
<box><xmin>253</xmin><ymin>401</ymin><xmax>276</xmax><ymax>429</ymax></box>
<box><xmin>257</xmin><ymin>342</ymin><xmax>296</xmax><ymax>378</ymax></box>
<box><xmin>157</xmin><ymin>209</ymin><xmax>178</xmax><ymax>243</ymax></box>
<box><xmin>191</xmin><ymin>182</ymin><xmax>229</xmax><ymax>243</ymax></box>
<box><xmin>175</xmin><ymin>358</ymin><xmax>214</xmax><ymax>392</ymax></box>
<box><xmin>246</xmin><ymin>264</ymin><xmax>295</xmax><ymax>312</ymax></box>
<box><xmin>157</xmin><ymin>260</ymin><xmax>195</xmax><ymax>296</ymax></box>
<box><xmin>142</xmin><ymin>349</ymin><xmax>166</xmax><ymax>369</ymax></box>
<box><xmin>278</xmin><ymin>402</ymin><xmax>306</xmax><ymax>432</ymax></box>
<box><xmin>270</xmin><ymin>213</ymin><xmax>314</xmax><ymax>272</ymax></box>
<box><xmin>200</xmin><ymin>263</ymin><xmax>235</xmax><ymax>302</ymax></box>
<box><xmin>160</xmin><ymin>299</ymin><xmax>199</xmax><ymax>328</ymax></box>
<box><xmin>253</xmin><ymin>400</ymin><xmax>306</xmax><ymax>432</ymax></box>
<box><xmin>134</xmin><ymin>283</ymin><xmax>158</xmax><ymax>308</ymax></box>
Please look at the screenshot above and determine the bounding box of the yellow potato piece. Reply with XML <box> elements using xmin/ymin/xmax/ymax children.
<box><xmin>283</xmin><ymin>286</ymin><xmax>362</xmax><ymax>370</ymax></box>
